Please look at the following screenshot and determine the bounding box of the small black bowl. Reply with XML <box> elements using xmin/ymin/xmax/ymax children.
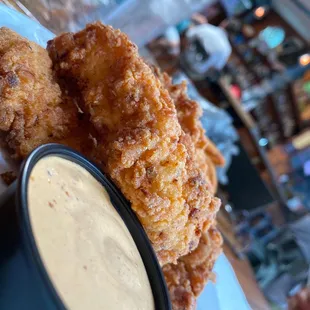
<box><xmin>0</xmin><ymin>144</ymin><xmax>171</xmax><ymax>310</ymax></box>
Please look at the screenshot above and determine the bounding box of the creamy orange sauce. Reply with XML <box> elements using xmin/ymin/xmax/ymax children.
<box><xmin>28</xmin><ymin>156</ymin><xmax>154</xmax><ymax>310</ymax></box>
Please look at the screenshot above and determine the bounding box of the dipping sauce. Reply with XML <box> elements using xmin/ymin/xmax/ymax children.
<box><xmin>27</xmin><ymin>156</ymin><xmax>154</xmax><ymax>310</ymax></box>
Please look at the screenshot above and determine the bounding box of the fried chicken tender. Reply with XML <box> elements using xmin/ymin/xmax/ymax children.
<box><xmin>47</xmin><ymin>22</ymin><xmax>220</xmax><ymax>265</ymax></box>
<box><xmin>0</xmin><ymin>28</ymin><xmax>78</xmax><ymax>158</ymax></box>
<box><xmin>153</xmin><ymin>68</ymin><xmax>224</xmax><ymax>309</ymax></box>
<box><xmin>153</xmin><ymin>68</ymin><xmax>224</xmax><ymax>193</ymax></box>
<box><xmin>163</xmin><ymin>225</ymin><xmax>223</xmax><ymax>310</ymax></box>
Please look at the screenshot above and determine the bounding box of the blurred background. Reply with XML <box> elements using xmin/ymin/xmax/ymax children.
<box><xmin>2</xmin><ymin>0</ymin><xmax>310</xmax><ymax>309</ymax></box>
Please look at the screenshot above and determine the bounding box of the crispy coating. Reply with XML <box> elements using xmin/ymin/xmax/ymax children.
<box><xmin>0</xmin><ymin>28</ymin><xmax>78</xmax><ymax>158</ymax></box>
<box><xmin>47</xmin><ymin>22</ymin><xmax>220</xmax><ymax>265</ymax></box>
<box><xmin>153</xmin><ymin>68</ymin><xmax>224</xmax><ymax>309</ymax></box>
<box><xmin>163</xmin><ymin>225</ymin><xmax>223</xmax><ymax>310</ymax></box>
<box><xmin>204</xmin><ymin>155</ymin><xmax>218</xmax><ymax>195</ymax></box>
<box><xmin>162</xmin><ymin>262</ymin><xmax>197</xmax><ymax>310</ymax></box>
<box><xmin>153</xmin><ymin>68</ymin><xmax>224</xmax><ymax>193</ymax></box>
<box><xmin>154</xmin><ymin>69</ymin><xmax>225</xmax><ymax>165</ymax></box>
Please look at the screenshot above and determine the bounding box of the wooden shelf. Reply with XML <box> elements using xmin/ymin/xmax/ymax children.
<box><xmin>219</xmin><ymin>78</ymin><xmax>290</xmax><ymax>222</ymax></box>
<box><xmin>223</xmin><ymin>8</ymin><xmax>308</xmax><ymax>143</ymax></box>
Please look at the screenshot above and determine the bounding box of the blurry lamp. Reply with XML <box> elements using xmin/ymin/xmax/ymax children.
<box><xmin>254</xmin><ymin>6</ymin><xmax>266</xmax><ymax>19</ymax></box>
<box><xmin>299</xmin><ymin>53</ymin><xmax>310</xmax><ymax>67</ymax></box>
<box><xmin>259</xmin><ymin>138</ymin><xmax>268</xmax><ymax>147</ymax></box>
<box><xmin>225</xmin><ymin>204</ymin><xmax>233</xmax><ymax>213</ymax></box>
<box><xmin>293</xmin><ymin>130</ymin><xmax>310</xmax><ymax>150</ymax></box>
<box><xmin>259</xmin><ymin>26</ymin><xmax>285</xmax><ymax>49</ymax></box>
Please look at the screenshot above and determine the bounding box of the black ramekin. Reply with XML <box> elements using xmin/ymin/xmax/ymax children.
<box><xmin>0</xmin><ymin>143</ymin><xmax>171</xmax><ymax>310</ymax></box>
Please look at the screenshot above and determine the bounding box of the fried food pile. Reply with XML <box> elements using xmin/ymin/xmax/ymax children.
<box><xmin>0</xmin><ymin>24</ymin><xmax>223</xmax><ymax>309</ymax></box>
